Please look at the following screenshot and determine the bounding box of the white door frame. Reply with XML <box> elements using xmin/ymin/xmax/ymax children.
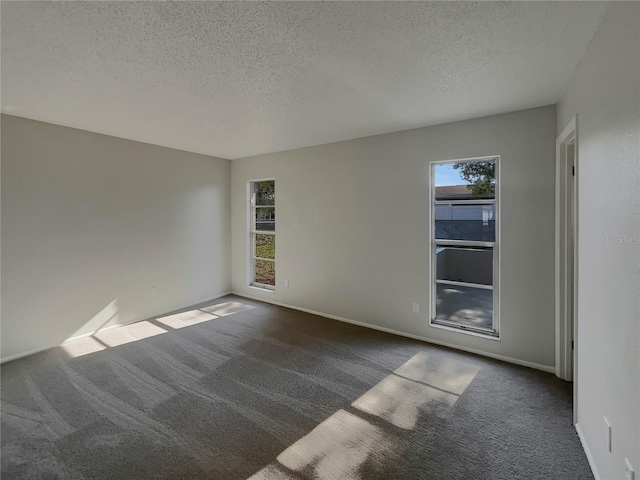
<box><xmin>555</xmin><ymin>116</ymin><xmax>578</xmax><ymax>421</ymax></box>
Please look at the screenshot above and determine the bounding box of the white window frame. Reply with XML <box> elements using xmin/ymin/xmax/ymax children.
<box><xmin>429</xmin><ymin>156</ymin><xmax>500</xmax><ymax>339</ymax></box>
<box><xmin>248</xmin><ymin>179</ymin><xmax>276</xmax><ymax>291</ymax></box>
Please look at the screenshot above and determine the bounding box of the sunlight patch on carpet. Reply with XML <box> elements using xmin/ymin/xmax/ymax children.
<box><xmin>155</xmin><ymin>310</ymin><xmax>217</xmax><ymax>329</ymax></box>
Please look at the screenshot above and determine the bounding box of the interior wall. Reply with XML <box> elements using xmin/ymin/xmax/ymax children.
<box><xmin>557</xmin><ymin>3</ymin><xmax>640</xmax><ymax>478</ymax></box>
<box><xmin>231</xmin><ymin>105</ymin><xmax>557</xmax><ymax>369</ymax></box>
<box><xmin>1</xmin><ymin>114</ymin><xmax>231</xmax><ymax>361</ymax></box>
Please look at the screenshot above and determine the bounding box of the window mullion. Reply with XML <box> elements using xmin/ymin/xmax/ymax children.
<box><xmin>434</xmin><ymin>199</ymin><xmax>496</xmax><ymax>206</ymax></box>
<box><xmin>435</xmin><ymin>239</ymin><xmax>495</xmax><ymax>248</ymax></box>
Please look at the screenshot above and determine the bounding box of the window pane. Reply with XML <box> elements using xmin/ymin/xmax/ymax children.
<box><xmin>254</xmin><ymin>259</ymin><xmax>275</xmax><ymax>286</ymax></box>
<box><xmin>435</xmin><ymin>203</ymin><xmax>495</xmax><ymax>241</ymax></box>
<box><xmin>255</xmin><ymin>207</ymin><xmax>275</xmax><ymax>231</ymax></box>
<box><xmin>255</xmin><ymin>181</ymin><xmax>275</xmax><ymax>206</ymax></box>
<box><xmin>436</xmin><ymin>246</ymin><xmax>493</xmax><ymax>286</ymax></box>
<box><xmin>255</xmin><ymin>234</ymin><xmax>275</xmax><ymax>259</ymax></box>
<box><xmin>435</xmin><ymin>283</ymin><xmax>493</xmax><ymax>330</ymax></box>
<box><xmin>434</xmin><ymin>160</ymin><xmax>495</xmax><ymax>200</ymax></box>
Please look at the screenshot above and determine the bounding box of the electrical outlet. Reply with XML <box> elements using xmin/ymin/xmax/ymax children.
<box><xmin>413</xmin><ymin>303</ymin><xmax>420</xmax><ymax>313</ymax></box>
<box><xmin>604</xmin><ymin>417</ymin><xmax>612</xmax><ymax>452</ymax></box>
<box><xmin>283</xmin><ymin>279</ymin><xmax>289</xmax><ymax>288</ymax></box>
<box><xmin>625</xmin><ymin>458</ymin><xmax>635</xmax><ymax>480</ymax></box>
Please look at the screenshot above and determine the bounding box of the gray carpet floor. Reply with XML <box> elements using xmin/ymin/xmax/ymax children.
<box><xmin>1</xmin><ymin>295</ymin><xmax>593</xmax><ymax>480</ymax></box>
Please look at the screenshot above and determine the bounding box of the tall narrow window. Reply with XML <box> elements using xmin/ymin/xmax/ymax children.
<box><xmin>431</xmin><ymin>158</ymin><xmax>499</xmax><ymax>336</ymax></box>
<box><xmin>250</xmin><ymin>180</ymin><xmax>275</xmax><ymax>289</ymax></box>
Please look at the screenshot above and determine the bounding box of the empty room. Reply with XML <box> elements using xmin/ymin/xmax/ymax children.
<box><xmin>1</xmin><ymin>2</ymin><xmax>638</xmax><ymax>479</ymax></box>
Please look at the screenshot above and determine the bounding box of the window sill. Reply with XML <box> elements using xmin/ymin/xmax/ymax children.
<box><xmin>429</xmin><ymin>320</ymin><xmax>500</xmax><ymax>341</ymax></box>
<box><xmin>248</xmin><ymin>284</ymin><xmax>276</xmax><ymax>294</ymax></box>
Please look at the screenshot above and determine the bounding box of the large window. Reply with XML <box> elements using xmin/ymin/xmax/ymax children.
<box><xmin>431</xmin><ymin>157</ymin><xmax>499</xmax><ymax>336</ymax></box>
<box><xmin>249</xmin><ymin>180</ymin><xmax>275</xmax><ymax>289</ymax></box>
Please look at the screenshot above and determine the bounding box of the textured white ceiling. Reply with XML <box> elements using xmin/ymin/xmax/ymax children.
<box><xmin>2</xmin><ymin>1</ymin><xmax>608</xmax><ymax>159</ymax></box>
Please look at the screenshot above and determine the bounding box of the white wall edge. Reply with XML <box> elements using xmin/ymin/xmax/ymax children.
<box><xmin>576</xmin><ymin>423</ymin><xmax>600</xmax><ymax>480</ymax></box>
<box><xmin>0</xmin><ymin>290</ymin><xmax>233</xmax><ymax>364</ymax></box>
<box><xmin>232</xmin><ymin>291</ymin><xmax>556</xmax><ymax>373</ymax></box>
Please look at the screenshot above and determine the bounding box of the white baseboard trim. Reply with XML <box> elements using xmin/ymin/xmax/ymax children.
<box><xmin>0</xmin><ymin>290</ymin><xmax>233</xmax><ymax>365</ymax></box>
<box><xmin>0</xmin><ymin>347</ymin><xmax>53</xmax><ymax>365</ymax></box>
<box><xmin>232</xmin><ymin>291</ymin><xmax>555</xmax><ymax>373</ymax></box>
<box><xmin>576</xmin><ymin>423</ymin><xmax>600</xmax><ymax>480</ymax></box>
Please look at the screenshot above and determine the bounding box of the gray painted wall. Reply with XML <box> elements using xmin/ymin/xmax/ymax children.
<box><xmin>1</xmin><ymin>115</ymin><xmax>231</xmax><ymax>360</ymax></box>
<box><xmin>231</xmin><ymin>105</ymin><xmax>557</xmax><ymax>369</ymax></box>
<box><xmin>558</xmin><ymin>3</ymin><xmax>640</xmax><ymax>478</ymax></box>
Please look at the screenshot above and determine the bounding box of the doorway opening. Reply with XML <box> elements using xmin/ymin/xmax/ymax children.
<box><xmin>555</xmin><ymin>116</ymin><xmax>578</xmax><ymax>424</ymax></box>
